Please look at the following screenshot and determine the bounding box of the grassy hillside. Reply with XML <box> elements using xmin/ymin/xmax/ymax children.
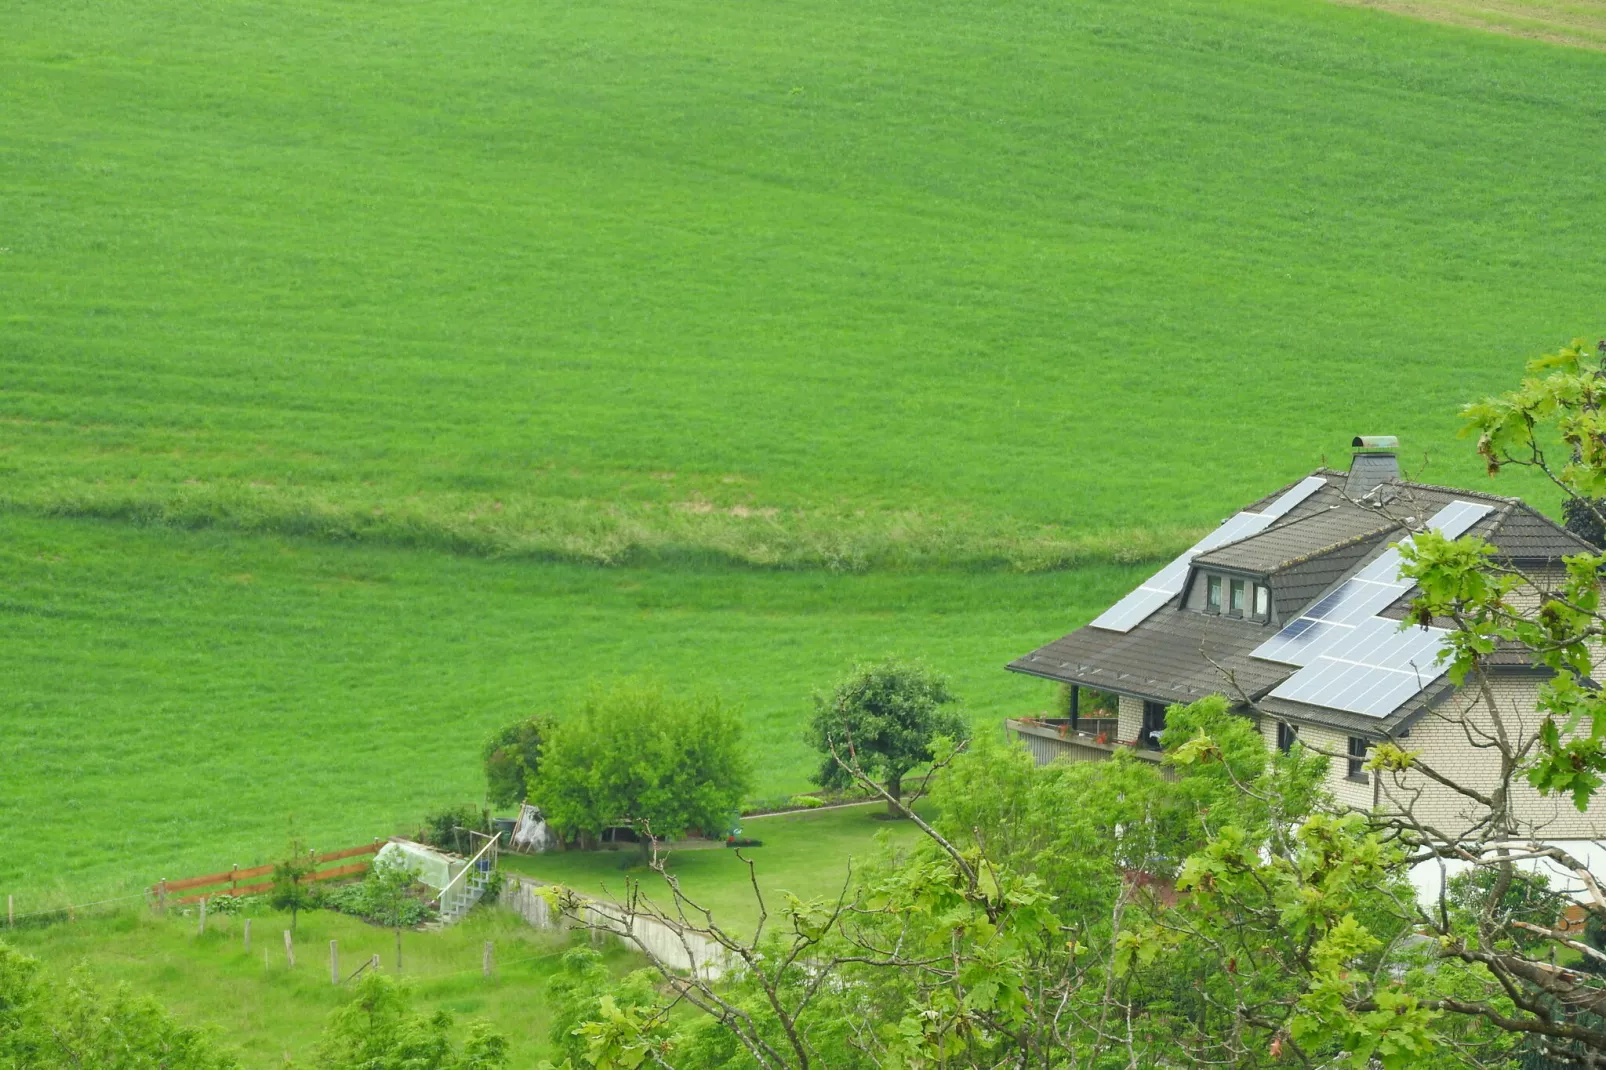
<box><xmin>0</xmin><ymin>513</ymin><xmax>1139</xmax><ymax>899</ymax></box>
<box><xmin>4</xmin><ymin>0</ymin><xmax>1605</xmax><ymax>567</ymax></box>
<box><xmin>3</xmin><ymin>909</ymin><xmax>590</xmax><ymax>1068</ymax></box>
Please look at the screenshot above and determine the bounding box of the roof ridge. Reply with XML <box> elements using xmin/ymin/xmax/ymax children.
<box><xmin>1390</xmin><ymin>478</ymin><xmax>1523</xmax><ymax>505</ymax></box>
<box><xmin>1267</xmin><ymin>524</ymin><xmax>1400</xmax><ymax>573</ymax></box>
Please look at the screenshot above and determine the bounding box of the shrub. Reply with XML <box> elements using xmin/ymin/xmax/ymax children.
<box><xmin>418</xmin><ymin>805</ymin><xmax>491</xmax><ymax>857</ymax></box>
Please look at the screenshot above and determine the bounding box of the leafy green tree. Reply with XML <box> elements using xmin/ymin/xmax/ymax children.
<box><xmin>0</xmin><ymin>942</ymin><xmax>241</xmax><ymax>1069</ymax></box>
<box><xmin>482</xmin><ymin>716</ymin><xmax>551</xmax><ymax>809</ymax></box>
<box><xmin>315</xmin><ymin>972</ymin><xmax>508</xmax><ymax>1070</ymax></box>
<box><xmin>806</xmin><ymin>658</ymin><xmax>969</xmax><ymax>813</ymax></box>
<box><xmin>270</xmin><ymin>836</ymin><xmax>316</xmax><ymax>932</ymax></box>
<box><xmin>533</xmin><ymin>682</ymin><xmax>750</xmax><ymax>859</ymax></box>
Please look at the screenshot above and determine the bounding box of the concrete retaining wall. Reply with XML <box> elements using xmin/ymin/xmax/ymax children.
<box><xmin>500</xmin><ymin>873</ymin><xmax>732</xmax><ymax>980</ymax></box>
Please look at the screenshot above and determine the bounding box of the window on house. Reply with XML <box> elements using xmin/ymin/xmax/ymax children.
<box><xmin>1276</xmin><ymin>722</ymin><xmax>1297</xmax><ymax>753</ymax></box>
<box><xmin>1141</xmin><ymin>701</ymin><xmax>1167</xmax><ymax>750</ymax></box>
<box><xmin>1205</xmin><ymin>575</ymin><xmax>1222</xmax><ymax>612</ymax></box>
<box><xmin>1254</xmin><ymin>584</ymin><xmax>1270</xmax><ymax>618</ymax></box>
<box><xmin>1229</xmin><ymin>579</ymin><xmax>1246</xmax><ymax>615</ymax></box>
<box><xmin>1347</xmin><ymin>736</ymin><xmax>1370</xmax><ymax>782</ymax></box>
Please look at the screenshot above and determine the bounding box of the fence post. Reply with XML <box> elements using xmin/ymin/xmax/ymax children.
<box><xmin>244</xmin><ymin>918</ymin><xmax>251</xmax><ymax>951</ymax></box>
<box><xmin>483</xmin><ymin>941</ymin><xmax>493</xmax><ymax>977</ymax></box>
<box><xmin>284</xmin><ymin>930</ymin><xmax>295</xmax><ymax>968</ymax></box>
<box><xmin>197</xmin><ymin>897</ymin><xmax>207</xmax><ymax>935</ymax></box>
<box><xmin>230</xmin><ymin>864</ymin><xmax>238</xmax><ymax>896</ymax></box>
<box><xmin>330</xmin><ymin>941</ymin><xmax>338</xmax><ymax>985</ymax></box>
<box><xmin>158</xmin><ymin>879</ymin><xmax>168</xmax><ymax>915</ymax></box>
<box><xmin>370</xmin><ymin>953</ymin><xmax>380</xmax><ymax>973</ymax></box>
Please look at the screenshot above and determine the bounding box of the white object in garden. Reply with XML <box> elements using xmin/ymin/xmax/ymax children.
<box><xmin>510</xmin><ymin>803</ymin><xmax>559</xmax><ymax>854</ymax></box>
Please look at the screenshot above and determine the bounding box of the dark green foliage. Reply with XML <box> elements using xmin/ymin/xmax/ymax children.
<box><xmin>533</xmin><ymin>683</ymin><xmax>750</xmax><ymax>854</ymax></box>
<box><xmin>419</xmin><ymin>806</ymin><xmax>492</xmax><ymax>857</ymax></box>
<box><xmin>483</xmin><ymin>717</ymin><xmax>552</xmax><ymax>809</ymax></box>
<box><xmin>320</xmin><ymin>871</ymin><xmax>434</xmax><ymax>930</ymax></box>
<box><xmin>1563</xmin><ymin>496</ymin><xmax>1606</xmax><ymax>549</ymax></box>
<box><xmin>807</xmin><ymin>659</ymin><xmax>969</xmax><ymax>810</ymax></box>
<box><xmin>0</xmin><ymin>941</ymin><xmax>240</xmax><ymax>1069</ymax></box>
<box><xmin>315</xmin><ymin>972</ymin><xmax>508</xmax><ymax>1070</ymax></box>
<box><xmin>1445</xmin><ymin>867</ymin><xmax>1570</xmax><ymax>953</ymax></box>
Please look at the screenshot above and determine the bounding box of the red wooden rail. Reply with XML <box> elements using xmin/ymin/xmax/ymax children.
<box><xmin>150</xmin><ymin>841</ymin><xmax>385</xmax><ymax>908</ymax></box>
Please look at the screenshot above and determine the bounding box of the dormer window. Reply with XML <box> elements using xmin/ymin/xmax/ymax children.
<box><xmin>1254</xmin><ymin>584</ymin><xmax>1270</xmax><ymax>618</ymax></box>
<box><xmin>1206</xmin><ymin>575</ymin><xmax>1222</xmax><ymax>612</ymax></box>
<box><xmin>1229</xmin><ymin>579</ymin><xmax>1246</xmax><ymax>615</ymax></box>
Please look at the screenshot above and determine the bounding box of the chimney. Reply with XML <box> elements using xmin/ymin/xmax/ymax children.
<box><xmin>1346</xmin><ymin>435</ymin><xmax>1400</xmax><ymax>500</ymax></box>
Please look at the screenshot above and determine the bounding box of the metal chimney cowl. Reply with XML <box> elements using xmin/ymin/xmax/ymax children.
<box><xmin>1346</xmin><ymin>435</ymin><xmax>1400</xmax><ymax>501</ymax></box>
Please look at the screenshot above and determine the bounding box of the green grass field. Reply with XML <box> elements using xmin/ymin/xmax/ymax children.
<box><xmin>1</xmin><ymin>907</ymin><xmax>600</xmax><ymax>1068</ymax></box>
<box><xmin>0</xmin><ymin>512</ymin><xmax>1133</xmax><ymax>899</ymax></box>
<box><xmin>4</xmin><ymin>0</ymin><xmax>1605</xmax><ymax>568</ymax></box>
<box><xmin>6</xmin><ymin>0</ymin><xmax>1606</xmax><ymax>904</ymax></box>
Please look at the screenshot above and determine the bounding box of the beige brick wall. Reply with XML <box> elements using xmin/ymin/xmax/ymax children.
<box><xmin>1379</xmin><ymin>677</ymin><xmax>1606</xmax><ymax>840</ymax></box>
<box><xmin>1118</xmin><ymin>695</ymin><xmax>1144</xmax><ymax>746</ymax></box>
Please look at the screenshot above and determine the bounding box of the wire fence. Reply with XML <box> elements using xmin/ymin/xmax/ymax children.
<box><xmin>3</xmin><ymin>890</ymin><xmax>151</xmax><ymax>929</ymax></box>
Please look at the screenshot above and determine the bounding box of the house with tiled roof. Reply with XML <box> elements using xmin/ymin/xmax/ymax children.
<box><xmin>1006</xmin><ymin>437</ymin><xmax>1603</xmax><ymax>838</ymax></box>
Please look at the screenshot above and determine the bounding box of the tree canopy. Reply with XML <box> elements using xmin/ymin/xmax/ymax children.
<box><xmin>806</xmin><ymin>658</ymin><xmax>969</xmax><ymax>811</ymax></box>
<box><xmin>482</xmin><ymin>715</ymin><xmax>551</xmax><ymax>809</ymax></box>
<box><xmin>532</xmin><ymin>682</ymin><xmax>750</xmax><ymax>853</ymax></box>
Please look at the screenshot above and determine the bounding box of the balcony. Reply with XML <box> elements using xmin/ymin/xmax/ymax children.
<box><xmin>1004</xmin><ymin>717</ymin><xmax>1170</xmax><ymax>772</ymax></box>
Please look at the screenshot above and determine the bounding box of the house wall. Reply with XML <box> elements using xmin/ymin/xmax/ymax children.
<box><xmin>1260</xmin><ymin>717</ymin><xmax>1374</xmax><ymax>811</ymax></box>
<box><xmin>1118</xmin><ymin>695</ymin><xmax>1145</xmax><ymax>745</ymax></box>
<box><xmin>1382</xmin><ymin>676</ymin><xmax>1606</xmax><ymax>840</ymax></box>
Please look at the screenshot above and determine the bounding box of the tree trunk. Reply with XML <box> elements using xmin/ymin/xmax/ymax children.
<box><xmin>638</xmin><ymin>832</ymin><xmax>653</xmax><ymax>864</ymax></box>
<box><xmin>886</xmin><ymin>771</ymin><xmax>903</xmax><ymax>816</ymax></box>
<box><xmin>395</xmin><ymin>926</ymin><xmax>402</xmax><ymax>970</ymax></box>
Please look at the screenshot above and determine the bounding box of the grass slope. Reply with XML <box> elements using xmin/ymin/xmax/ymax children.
<box><xmin>4</xmin><ymin>0</ymin><xmax>1605</xmax><ymax>567</ymax></box>
<box><xmin>0</xmin><ymin>513</ymin><xmax>1140</xmax><ymax>899</ymax></box>
<box><xmin>2</xmin><ymin>908</ymin><xmax>598</xmax><ymax>1069</ymax></box>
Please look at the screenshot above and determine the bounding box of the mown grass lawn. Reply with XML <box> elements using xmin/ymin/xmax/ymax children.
<box><xmin>3</xmin><ymin>0</ymin><xmax>1604</xmax><ymax>567</ymax></box>
<box><xmin>502</xmin><ymin>802</ymin><xmax>932</xmax><ymax>934</ymax></box>
<box><xmin>1</xmin><ymin>906</ymin><xmax>601</xmax><ymax>1069</ymax></box>
<box><xmin>0</xmin><ymin>513</ymin><xmax>1134</xmax><ymax>900</ymax></box>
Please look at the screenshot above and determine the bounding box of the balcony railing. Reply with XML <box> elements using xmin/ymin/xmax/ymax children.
<box><xmin>1005</xmin><ymin>717</ymin><xmax>1171</xmax><ymax>774</ymax></box>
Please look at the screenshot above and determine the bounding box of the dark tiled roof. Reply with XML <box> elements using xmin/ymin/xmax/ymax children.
<box><xmin>1193</xmin><ymin>508</ymin><xmax>1400</xmax><ymax>574</ymax></box>
<box><xmin>1007</xmin><ymin>606</ymin><xmax>1289</xmax><ymax>707</ymax></box>
<box><xmin>1007</xmin><ymin>467</ymin><xmax>1583</xmax><ymax>737</ymax></box>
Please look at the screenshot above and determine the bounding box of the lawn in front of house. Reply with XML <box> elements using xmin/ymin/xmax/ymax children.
<box><xmin>500</xmin><ymin>802</ymin><xmax>932</xmax><ymax>935</ymax></box>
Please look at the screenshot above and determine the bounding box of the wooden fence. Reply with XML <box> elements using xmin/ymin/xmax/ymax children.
<box><xmin>148</xmin><ymin>841</ymin><xmax>386</xmax><ymax>908</ymax></box>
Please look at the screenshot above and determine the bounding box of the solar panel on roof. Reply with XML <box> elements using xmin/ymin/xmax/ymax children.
<box><xmin>1429</xmin><ymin>500</ymin><xmax>1494</xmax><ymax>540</ymax></box>
<box><xmin>1260</xmin><ymin>475</ymin><xmax>1327</xmax><ymax>519</ymax></box>
<box><xmin>1087</xmin><ymin>476</ymin><xmax>1329</xmax><ymax>633</ymax></box>
<box><xmin>1254</xmin><ymin>499</ymin><xmax>1492</xmax><ymax>718</ymax></box>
